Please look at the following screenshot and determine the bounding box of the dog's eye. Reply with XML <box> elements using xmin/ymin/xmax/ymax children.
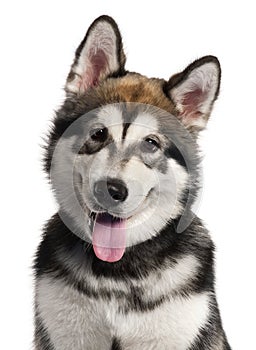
<box><xmin>90</xmin><ymin>128</ymin><xmax>108</xmax><ymax>142</ymax></box>
<box><xmin>141</xmin><ymin>137</ymin><xmax>160</xmax><ymax>153</ymax></box>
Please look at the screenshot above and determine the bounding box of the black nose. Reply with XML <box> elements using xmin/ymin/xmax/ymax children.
<box><xmin>94</xmin><ymin>178</ymin><xmax>128</xmax><ymax>206</ymax></box>
<box><xmin>107</xmin><ymin>179</ymin><xmax>128</xmax><ymax>202</ymax></box>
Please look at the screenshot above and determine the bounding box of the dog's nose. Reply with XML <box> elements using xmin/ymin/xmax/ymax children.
<box><xmin>94</xmin><ymin>178</ymin><xmax>128</xmax><ymax>206</ymax></box>
<box><xmin>107</xmin><ymin>179</ymin><xmax>128</xmax><ymax>202</ymax></box>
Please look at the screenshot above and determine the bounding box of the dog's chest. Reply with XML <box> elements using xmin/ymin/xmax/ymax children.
<box><xmin>36</xmin><ymin>256</ymin><xmax>210</xmax><ymax>350</ymax></box>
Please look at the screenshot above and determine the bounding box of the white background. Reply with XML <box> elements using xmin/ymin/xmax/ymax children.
<box><xmin>1</xmin><ymin>1</ymin><xmax>255</xmax><ymax>349</ymax></box>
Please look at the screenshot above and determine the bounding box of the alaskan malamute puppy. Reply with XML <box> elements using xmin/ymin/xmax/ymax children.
<box><xmin>34</xmin><ymin>15</ymin><xmax>231</xmax><ymax>350</ymax></box>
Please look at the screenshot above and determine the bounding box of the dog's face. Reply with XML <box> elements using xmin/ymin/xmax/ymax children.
<box><xmin>47</xmin><ymin>16</ymin><xmax>221</xmax><ymax>262</ymax></box>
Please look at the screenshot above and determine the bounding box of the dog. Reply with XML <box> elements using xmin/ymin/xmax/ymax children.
<box><xmin>34</xmin><ymin>15</ymin><xmax>231</xmax><ymax>350</ymax></box>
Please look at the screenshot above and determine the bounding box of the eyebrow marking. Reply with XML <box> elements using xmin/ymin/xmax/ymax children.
<box><xmin>122</xmin><ymin>122</ymin><xmax>131</xmax><ymax>140</ymax></box>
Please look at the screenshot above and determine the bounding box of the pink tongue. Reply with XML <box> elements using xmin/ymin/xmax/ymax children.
<box><xmin>92</xmin><ymin>213</ymin><xmax>126</xmax><ymax>262</ymax></box>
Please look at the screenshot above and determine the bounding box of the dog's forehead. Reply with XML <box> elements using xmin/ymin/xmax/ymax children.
<box><xmin>93</xmin><ymin>104</ymin><xmax>161</xmax><ymax>146</ymax></box>
<box><xmin>96</xmin><ymin>104</ymin><xmax>158</xmax><ymax>130</ymax></box>
<box><xmin>96</xmin><ymin>104</ymin><xmax>123</xmax><ymax>127</ymax></box>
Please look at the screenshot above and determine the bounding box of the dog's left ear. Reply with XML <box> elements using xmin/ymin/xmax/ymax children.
<box><xmin>165</xmin><ymin>56</ymin><xmax>221</xmax><ymax>130</ymax></box>
<box><xmin>65</xmin><ymin>15</ymin><xmax>126</xmax><ymax>95</ymax></box>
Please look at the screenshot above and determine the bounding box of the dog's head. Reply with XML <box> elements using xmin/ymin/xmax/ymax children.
<box><xmin>46</xmin><ymin>16</ymin><xmax>221</xmax><ymax>262</ymax></box>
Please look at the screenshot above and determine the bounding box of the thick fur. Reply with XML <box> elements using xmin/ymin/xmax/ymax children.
<box><xmin>34</xmin><ymin>15</ymin><xmax>231</xmax><ymax>349</ymax></box>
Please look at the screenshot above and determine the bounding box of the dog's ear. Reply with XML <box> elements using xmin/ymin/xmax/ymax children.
<box><xmin>165</xmin><ymin>56</ymin><xmax>221</xmax><ymax>130</ymax></box>
<box><xmin>65</xmin><ymin>15</ymin><xmax>126</xmax><ymax>95</ymax></box>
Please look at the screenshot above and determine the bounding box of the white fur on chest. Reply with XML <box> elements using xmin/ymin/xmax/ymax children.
<box><xmin>110</xmin><ymin>292</ymin><xmax>210</xmax><ymax>350</ymax></box>
<box><xmin>36</xmin><ymin>257</ymin><xmax>210</xmax><ymax>350</ymax></box>
<box><xmin>36</xmin><ymin>276</ymin><xmax>112</xmax><ymax>350</ymax></box>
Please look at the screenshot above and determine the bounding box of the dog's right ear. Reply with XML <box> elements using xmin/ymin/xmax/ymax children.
<box><xmin>65</xmin><ymin>16</ymin><xmax>126</xmax><ymax>95</ymax></box>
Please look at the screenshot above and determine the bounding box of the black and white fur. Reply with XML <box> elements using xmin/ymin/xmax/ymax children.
<box><xmin>34</xmin><ymin>16</ymin><xmax>231</xmax><ymax>349</ymax></box>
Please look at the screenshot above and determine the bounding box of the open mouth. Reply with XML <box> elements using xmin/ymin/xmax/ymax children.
<box><xmin>88</xmin><ymin>188</ymin><xmax>154</xmax><ymax>263</ymax></box>
<box><xmin>90</xmin><ymin>212</ymin><xmax>127</xmax><ymax>263</ymax></box>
